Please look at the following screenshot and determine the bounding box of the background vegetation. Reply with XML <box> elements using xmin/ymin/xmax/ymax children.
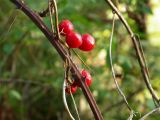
<box><xmin>0</xmin><ymin>0</ymin><xmax>160</xmax><ymax>119</ymax></box>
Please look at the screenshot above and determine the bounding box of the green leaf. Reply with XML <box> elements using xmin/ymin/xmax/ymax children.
<box><xmin>9</xmin><ymin>90</ymin><xmax>22</xmax><ymax>101</ymax></box>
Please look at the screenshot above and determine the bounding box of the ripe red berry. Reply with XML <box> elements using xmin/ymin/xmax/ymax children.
<box><xmin>66</xmin><ymin>31</ymin><xmax>82</xmax><ymax>48</ymax></box>
<box><xmin>79</xmin><ymin>34</ymin><xmax>95</xmax><ymax>51</ymax></box>
<box><xmin>73</xmin><ymin>70</ymin><xmax>92</xmax><ymax>87</ymax></box>
<box><xmin>81</xmin><ymin>70</ymin><xmax>92</xmax><ymax>86</ymax></box>
<box><xmin>65</xmin><ymin>85</ymin><xmax>77</xmax><ymax>94</ymax></box>
<box><xmin>59</xmin><ymin>20</ymin><xmax>74</xmax><ymax>36</ymax></box>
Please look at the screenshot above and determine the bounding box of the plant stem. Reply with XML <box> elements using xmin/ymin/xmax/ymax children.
<box><xmin>104</xmin><ymin>0</ymin><xmax>159</xmax><ymax>105</ymax></box>
<box><xmin>9</xmin><ymin>0</ymin><xmax>104</xmax><ymax>119</ymax></box>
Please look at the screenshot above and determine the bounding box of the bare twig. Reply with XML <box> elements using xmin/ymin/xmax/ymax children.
<box><xmin>104</xmin><ymin>0</ymin><xmax>159</xmax><ymax>105</ymax></box>
<box><xmin>9</xmin><ymin>0</ymin><xmax>103</xmax><ymax>119</ymax></box>
<box><xmin>38</xmin><ymin>7</ymin><xmax>49</xmax><ymax>17</ymax></box>
<box><xmin>38</xmin><ymin>9</ymin><xmax>49</xmax><ymax>17</ymax></box>
<box><xmin>135</xmin><ymin>35</ymin><xmax>150</xmax><ymax>77</ymax></box>
<box><xmin>139</xmin><ymin>107</ymin><xmax>160</xmax><ymax>120</ymax></box>
<box><xmin>38</xmin><ymin>0</ymin><xmax>54</xmax><ymax>17</ymax></box>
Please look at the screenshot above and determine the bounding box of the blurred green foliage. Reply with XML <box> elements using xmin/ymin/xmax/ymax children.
<box><xmin>0</xmin><ymin>0</ymin><xmax>160</xmax><ymax>120</ymax></box>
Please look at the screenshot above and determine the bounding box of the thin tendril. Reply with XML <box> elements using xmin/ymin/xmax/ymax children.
<box><xmin>109</xmin><ymin>13</ymin><xmax>132</xmax><ymax>112</ymax></box>
<box><xmin>70</xmin><ymin>89</ymin><xmax>81</xmax><ymax>120</ymax></box>
<box><xmin>63</xmin><ymin>58</ymin><xmax>80</xmax><ymax>120</ymax></box>
<box><xmin>51</xmin><ymin>0</ymin><xmax>60</xmax><ymax>39</ymax></box>
<box><xmin>72</xmin><ymin>49</ymin><xmax>94</xmax><ymax>73</ymax></box>
<box><xmin>63</xmin><ymin>60</ymin><xmax>75</xmax><ymax>120</ymax></box>
<box><xmin>48</xmin><ymin>0</ymin><xmax>54</xmax><ymax>33</ymax></box>
<box><xmin>64</xmin><ymin>53</ymin><xmax>80</xmax><ymax>120</ymax></box>
<box><xmin>63</xmin><ymin>80</ymin><xmax>75</xmax><ymax>120</ymax></box>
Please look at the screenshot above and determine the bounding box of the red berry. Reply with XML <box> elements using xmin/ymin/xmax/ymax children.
<box><xmin>73</xmin><ymin>70</ymin><xmax>92</xmax><ymax>87</ymax></box>
<box><xmin>72</xmin><ymin>80</ymin><xmax>80</xmax><ymax>87</ymax></box>
<box><xmin>81</xmin><ymin>70</ymin><xmax>92</xmax><ymax>86</ymax></box>
<box><xmin>79</xmin><ymin>34</ymin><xmax>95</xmax><ymax>51</ymax></box>
<box><xmin>59</xmin><ymin>20</ymin><xmax>74</xmax><ymax>36</ymax></box>
<box><xmin>66</xmin><ymin>31</ymin><xmax>82</xmax><ymax>48</ymax></box>
<box><xmin>65</xmin><ymin>85</ymin><xmax>77</xmax><ymax>94</ymax></box>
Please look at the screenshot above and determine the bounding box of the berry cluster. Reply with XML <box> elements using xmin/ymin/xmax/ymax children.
<box><xmin>65</xmin><ymin>70</ymin><xmax>92</xmax><ymax>94</ymax></box>
<box><xmin>59</xmin><ymin>20</ymin><xmax>95</xmax><ymax>51</ymax></box>
<box><xmin>59</xmin><ymin>20</ymin><xmax>95</xmax><ymax>94</ymax></box>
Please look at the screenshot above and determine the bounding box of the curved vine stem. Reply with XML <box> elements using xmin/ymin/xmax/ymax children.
<box><xmin>109</xmin><ymin>12</ymin><xmax>133</xmax><ymax>114</ymax></box>
<box><xmin>70</xmin><ymin>89</ymin><xmax>81</xmax><ymax>120</ymax></box>
<box><xmin>63</xmin><ymin>59</ymin><xmax>75</xmax><ymax>120</ymax></box>
<box><xmin>104</xmin><ymin>0</ymin><xmax>160</xmax><ymax>106</ymax></box>
<box><xmin>63</xmin><ymin>79</ymin><xmax>75</xmax><ymax>120</ymax></box>
<box><xmin>67</xmin><ymin>50</ymin><xmax>81</xmax><ymax>120</ymax></box>
<box><xmin>139</xmin><ymin>107</ymin><xmax>160</xmax><ymax>120</ymax></box>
